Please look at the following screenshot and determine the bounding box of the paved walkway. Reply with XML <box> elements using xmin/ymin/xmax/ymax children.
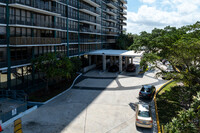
<box><xmin>2</xmin><ymin>69</ymin><xmax>166</xmax><ymax>133</ymax></box>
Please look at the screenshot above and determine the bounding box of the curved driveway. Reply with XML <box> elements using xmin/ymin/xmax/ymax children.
<box><xmin>3</xmin><ymin>70</ymin><xmax>166</xmax><ymax>133</ymax></box>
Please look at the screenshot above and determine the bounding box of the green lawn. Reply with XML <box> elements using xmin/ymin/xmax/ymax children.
<box><xmin>158</xmin><ymin>81</ymin><xmax>177</xmax><ymax>95</ymax></box>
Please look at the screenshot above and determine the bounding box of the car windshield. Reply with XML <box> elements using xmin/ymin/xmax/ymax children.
<box><xmin>141</xmin><ymin>86</ymin><xmax>151</xmax><ymax>92</ymax></box>
<box><xmin>138</xmin><ymin>110</ymin><xmax>150</xmax><ymax>117</ymax></box>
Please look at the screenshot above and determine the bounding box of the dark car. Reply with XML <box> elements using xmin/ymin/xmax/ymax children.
<box><xmin>108</xmin><ymin>65</ymin><xmax>119</xmax><ymax>72</ymax></box>
<box><xmin>139</xmin><ymin>85</ymin><xmax>156</xmax><ymax>99</ymax></box>
<box><xmin>126</xmin><ymin>64</ymin><xmax>136</xmax><ymax>72</ymax></box>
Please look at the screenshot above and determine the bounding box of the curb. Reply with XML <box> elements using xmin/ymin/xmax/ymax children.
<box><xmin>28</xmin><ymin>73</ymin><xmax>82</xmax><ymax>105</ymax></box>
<box><xmin>154</xmin><ymin>79</ymin><xmax>174</xmax><ymax>133</ymax></box>
<box><xmin>1</xmin><ymin>105</ymin><xmax>37</xmax><ymax>130</ymax></box>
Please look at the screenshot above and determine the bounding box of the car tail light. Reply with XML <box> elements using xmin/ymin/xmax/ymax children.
<box><xmin>136</xmin><ymin>119</ymin><xmax>139</xmax><ymax>121</ymax></box>
<box><xmin>139</xmin><ymin>92</ymin><xmax>141</xmax><ymax>95</ymax></box>
<box><xmin>150</xmin><ymin>120</ymin><xmax>153</xmax><ymax>123</ymax></box>
<box><xmin>148</xmin><ymin>94</ymin><xmax>151</xmax><ymax>97</ymax></box>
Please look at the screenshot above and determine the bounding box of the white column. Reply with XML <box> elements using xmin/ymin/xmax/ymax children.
<box><xmin>119</xmin><ymin>56</ymin><xmax>122</xmax><ymax>72</ymax></box>
<box><xmin>103</xmin><ymin>55</ymin><xmax>106</xmax><ymax>71</ymax></box>
<box><xmin>131</xmin><ymin>57</ymin><xmax>133</xmax><ymax>64</ymax></box>
<box><xmin>89</xmin><ymin>55</ymin><xmax>92</xmax><ymax>66</ymax></box>
<box><xmin>110</xmin><ymin>56</ymin><xmax>113</xmax><ymax>66</ymax></box>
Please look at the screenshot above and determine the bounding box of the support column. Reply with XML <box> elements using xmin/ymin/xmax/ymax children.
<box><xmin>89</xmin><ymin>55</ymin><xmax>92</xmax><ymax>66</ymax></box>
<box><xmin>110</xmin><ymin>56</ymin><xmax>113</xmax><ymax>66</ymax></box>
<box><xmin>119</xmin><ymin>56</ymin><xmax>122</xmax><ymax>72</ymax></box>
<box><xmin>6</xmin><ymin>2</ymin><xmax>11</xmax><ymax>90</ymax></box>
<box><xmin>103</xmin><ymin>55</ymin><xmax>106</xmax><ymax>71</ymax></box>
<box><xmin>131</xmin><ymin>57</ymin><xmax>133</xmax><ymax>64</ymax></box>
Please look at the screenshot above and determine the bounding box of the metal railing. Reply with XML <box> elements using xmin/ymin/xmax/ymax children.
<box><xmin>0</xmin><ymin>0</ymin><xmax>6</xmax><ymax>3</ymax></box>
<box><xmin>80</xmin><ymin>28</ymin><xmax>101</xmax><ymax>33</ymax></box>
<box><xmin>0</xmin><ymin>39</ymin><xmax>6</xmax><ymax>45</ymax></box>
<box><xmin>80</xmin><ymin>39</ymin><xmax>101</xmax><ymax>43</ymax></box>
<box><xmin>0</xmin><ymin>13</ymin><xmax>6</xmax><ymax>24</ymax></box>
<box><xmin>9</xmin><ymin>0</ymin><xmax>57</xmax><ymax>13</ymax></box>
<box><xmin>10</xmin><ymin>37</ymin><xmax>61</xmax><ymax>45</ymax></box>
<box><xmin>79</xmin><ymin>17</ymin><xmax>101</xmax><ymax>24</ymax></box>
<box><xmin>79</xmin><ymin>2</ymin><xmax>101</xmax><ymax>15</ymax></box>
<box><xmin>90</xmin><ymin>0</ymin><xmax>101</xmax><ymax>5</ymax></box>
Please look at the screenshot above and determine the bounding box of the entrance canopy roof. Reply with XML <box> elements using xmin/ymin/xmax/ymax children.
<box><xmin>88</xmin><ymin>50</ymin><xmax>144</xmax><ymax>57</ymax></box>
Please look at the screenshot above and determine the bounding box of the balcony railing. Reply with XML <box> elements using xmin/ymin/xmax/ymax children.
<box><xmin>79</xmin><ymin>2</ymin><xmax>101</xmax><ymax>15</ymax></box>
<box><xmin>91</xmin><ymin>0</ymin><xmax>101</xmax><ymax>5</ymax></box>
<box><xmin>80</xmin><ymin>39</ymin><xmax>101</xmax><ymax>43</ymax></box>
<box><xmin>0</xmin><ymin>39</ymin><xmax>6</xmax><ymax>45</ymax></box>
<box><xmin>106</xmin><ymin>8</ymin><xmax>117</xmax><ymax>14</ymax></box>
<box><xmin>106</xmin><ymin>0</ymin><xmax>118</xmax><ymax>8</ymax></box>
<box><xmin>79</xmin><ymin>17</ymin><xmax>101</xmax><ymax>25</ymax></box>
<box><xmin>106</xmin><ymin>31</ymin><xmax>118</xmax><ymax>35</ymax></box>
<box><xmin>9</xmin><ymin>15</ymin><xmax>67</xmax><ymax>30</ymax></box>
<box><xmin>0</xmin><ymin>13</ymin><xmax>6</xmax><ymax>24</ymax></box>
<box><xmin>120</xmin><ymin>4</ymin><xmax>127</xmax><ymax>9</ymax></box>
<box><xmin>9</xmin><ymin>0</ymin><xmax>57</xmax><ymax>14</ymax></box>
<box><xmin>10</xmin><ymin>37</ymin><xmax>61</xmax><ymax>45</ymax></box>
<box><xmin>80</xmin><ymin>28</ymin><xmax>101</xmax><ymax>33</ymax></box>
<box><xmin>120</xmin><ymin>0</ymin><xmax>127</xmax><ymax>4</ymax></box>
<box><xmin>0</xmin><ymin>0</ymin><xmax>6</xmax><ymax>3</ymax></box>
<box><xmin>107</xmin><ymin>39</ymin><xmax>116</xmax><ymax>43</ymax></box>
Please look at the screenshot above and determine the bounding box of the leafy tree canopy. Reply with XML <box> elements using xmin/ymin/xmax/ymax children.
<box><xmin>129</xmin><ymin>22</ymin><xmax>200</xmax><ymax>87</ymax></box>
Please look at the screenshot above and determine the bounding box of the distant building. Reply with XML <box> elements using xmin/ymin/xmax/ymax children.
<box><xmin>0</xmin><ymin>0</ymin><xmax>127</xmax><ymax>94</ymax></box>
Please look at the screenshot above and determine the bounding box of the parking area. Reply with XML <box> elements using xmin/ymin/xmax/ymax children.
<box><xmin>2</xmin><ymin>68</ymin><xmax>166</xmax><ymax>133</ymax></box>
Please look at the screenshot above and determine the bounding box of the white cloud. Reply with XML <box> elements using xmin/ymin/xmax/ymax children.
<box><xmin>140</xmin><ymin>0</ymin><xmax>156</xmax><ymax>4</ymax></box>
<box><xmin>126</xmin><ymin>0</ymin><xmax>200</xmax><ymax>34</ymax></box>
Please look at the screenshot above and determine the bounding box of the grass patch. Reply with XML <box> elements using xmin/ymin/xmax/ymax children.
<box><xmin>28</xmin><ymin>75</ymin><xmax>78</xmax><ymax>102</ymax></box>
<box><xmin>158</xmin><ymin>81</ymin><xmax>177</xmax><ymax>95</ymax></box>
<box><xmin>157</xmin><ymin>81</ymin><xmax>182</xmax><ymax>125</ymax></box>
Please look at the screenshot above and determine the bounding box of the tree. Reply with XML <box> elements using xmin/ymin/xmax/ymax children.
<box><xmin>165</xmin><ymin>92</ymin><xmax>200</xmax><ymax>133</ymax></box>
<box><xmin>32</xmin><ymin>53</ymin><xmax>73</xmax><ymax>92</ymax></box>
<box><xmin>70</xmin><ymin>57</ymin><xmax>82</xmax><ymax>75</ymax></box>
<box><xmin>129</xmin><ymin>22</ymin><xmax>200</xmax><ymax>87</ymax></box>
<box><xmin>116</xmin><ymin>33</ymin><xmax>138</xmax><ymax>50</ymax></box>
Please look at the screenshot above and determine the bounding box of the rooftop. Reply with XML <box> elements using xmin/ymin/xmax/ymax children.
<box><xmin>88</xmin><ymin>49</ymin><xmax>144</xmax><ymax>57</ymax></box>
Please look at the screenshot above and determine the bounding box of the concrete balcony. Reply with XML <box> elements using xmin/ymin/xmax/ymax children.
<box><xmin>106</xmin><ymin>9</ymin><xmax>117</xmax><ymax>16</ymax></box>
<box><xmin>9</xmin><ymin>0</ymin><xmax>60</xmax><ymax>16</ymax></box>
<box><xmin>10</xmin><ymin>37</ymin><xmax>61</xmax><ymax>46</ymax></box>
<box><xmin>120</xmin><ymin>22</ymin><xmax>127</xmax><ymax>26</ymax></box>
<box><xmin>106</xmin><ymin>1</ymin><xmax>118</xmax><ymax>9</ymax></box>
<box><xmin>0</xmin><ymin>39</ymin><xmax>6</xmax><ymax>45</ymax></box>
<box><xmin>120</xmin><ymin>0</ymin><xmax>127</xmax><ymax>4</ymax></box>
<box><xmin>120</xmin><ymin>10</ymin><xmax>127</xmax><ymax>15</ymax></box>
<box><xmin>0</xmin><ymin>0</ymin><xmax>6</xmax><ymax>5</ymax></box>
<box><xmin>82</xmin><ymin>0</ymin><xmax>101</xmax><ymax>8</ymax></box>
<box><xmin>79</xmin><ymin>4</ymin><xmax>100</xmax><ymax>17</ymax></box>
<box><xmin>120</xmin><ymin>16</ymin><xmax>127</xmax><ymax>20</ymax></box>
<box><xmin>120</xmin><ymin>4</ymin><xmax>127</xmax><ymax>9</ymax></box>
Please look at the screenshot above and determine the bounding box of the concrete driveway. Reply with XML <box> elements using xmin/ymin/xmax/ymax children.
<box><xmin>2</xmin><ymin>69</ymin><xmax>166</xmax><ymax>133</ymax></box>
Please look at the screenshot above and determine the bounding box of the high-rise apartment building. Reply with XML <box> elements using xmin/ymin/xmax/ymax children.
<box><xmin>0</xmin><ymin>0</ymin><xmax>127</xmax><ymax>92</ymax></box>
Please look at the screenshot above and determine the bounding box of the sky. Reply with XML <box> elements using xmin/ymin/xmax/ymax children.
<box><xmin>126</xmin><ymin>0</ymin><xmax>200</xmax><ymax>34</ymax></box>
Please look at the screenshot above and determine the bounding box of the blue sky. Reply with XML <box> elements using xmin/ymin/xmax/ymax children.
<box><xmin>126</xmin><ymin>0</ymin><xmax>200</xmax><ymax>34</ymax></box>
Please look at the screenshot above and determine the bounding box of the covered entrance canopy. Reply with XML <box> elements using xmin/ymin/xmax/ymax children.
<box><xmin>87</xmin><ymin>50</ymin><xmax>144</xmax><ymax>72</ymax></box>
